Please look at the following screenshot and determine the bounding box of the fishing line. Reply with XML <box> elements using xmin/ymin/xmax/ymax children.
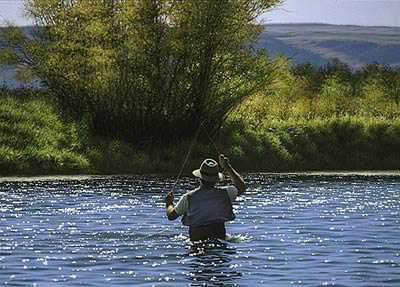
<box><xmin>138</xmin><ymin>109</ymin><xmax>223</xmax><ymax>240</ymax></box>
<box><xmin>137</xmin><ymin>119</ymin><xmax>204</xmax><ymax>239</ymax></box>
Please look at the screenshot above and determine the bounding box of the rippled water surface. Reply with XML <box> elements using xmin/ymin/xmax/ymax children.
<box><xmin>0</xmin><ymin>174</ymin><xmax>399</xmax><ymax>286</ymax></box>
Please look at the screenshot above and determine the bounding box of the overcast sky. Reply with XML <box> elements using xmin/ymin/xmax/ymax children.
<box><xmin>263</xmin><ymin>0</ymin><xmax>400</xmax><ymax>26</ymax></box>
<box><xmin>0</xmin><ymin>0</ymin><xmax>399</xmax><ymax>27</ymax></box>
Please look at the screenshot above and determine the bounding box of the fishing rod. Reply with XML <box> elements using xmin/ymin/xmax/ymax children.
<box><xmin>138</xmin><ymin>109</ymin><xmax>222</xmax><ymax>240</ymax></box>
<box><xmin>138</xmin><ymin>116</ymin><xmax>206</xmax><ymax>238</ymax></box>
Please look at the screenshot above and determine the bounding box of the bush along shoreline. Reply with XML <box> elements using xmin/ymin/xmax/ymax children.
<box><xmin>90</xmin><ymin>117</ymin><xmax>400</xmax><ymax>174</ymax></box>
<box><xmin>1</xmin><ymin>91</ymin><xmax>399</xmax><ymax>176</ymax></box>
<box><xmin>222</xmin><ymin>117</ymin><xmax>400</xmax><ymax>172</ymax></box>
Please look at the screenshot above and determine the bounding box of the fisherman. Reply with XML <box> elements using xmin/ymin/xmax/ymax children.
<box><xmin>165</xmin><ymin>154</ymin><xmax>246</xmax><ymax>241</ymax></box>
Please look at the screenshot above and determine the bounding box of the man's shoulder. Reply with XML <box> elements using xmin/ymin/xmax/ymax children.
<box><xmin>218</xmin><ymin>185</ymin><xmax>239</xmax><ymax>202</ymax></box>
<box><xmin>182</xmin><ymin>187</ymin><xmax>200</xmax><ymax>197</ymax></box>
<box><xmin>218</xmin><ymin>185</ymin><xmax>238</xmax><ymax>192</ymax></box>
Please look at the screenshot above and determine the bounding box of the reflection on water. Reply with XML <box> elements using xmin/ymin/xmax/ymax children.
<box><xmin>0</xmin><ymin>174</ymin><xmax>399</xmax><ymax>286</ymax></box>
<box><xmin>186</xmin><ymin>240</ymin><xmax>241</xmax><ymax>286</ymax></box>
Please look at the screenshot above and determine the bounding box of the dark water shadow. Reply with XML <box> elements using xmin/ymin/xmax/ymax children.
<box><xmin>185</xmin><ymin>240</ymin><xmax>242</xmax><ymax>286</ymax></box>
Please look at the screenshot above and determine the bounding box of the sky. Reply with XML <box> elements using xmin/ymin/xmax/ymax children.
<box><xmin>0</xmin><ymin>0</ymin><xmax>399</xmax><ymax>27</ymax></box>
<box><xmin>263</xmin><ymin>0</ymin><xmax>400</xmax><ymax>27</ymax></box>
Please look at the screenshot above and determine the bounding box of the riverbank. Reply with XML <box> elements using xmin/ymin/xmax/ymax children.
<box><xmin>0</xmin><ymin>94</ymin><xmax>89</xmax><ymax>175</ymax></box>
<box><xmin>1</xmin><ymin>171</ymin><xmax>400</xmax><ymax>183</ymax></box>
<box><xmin>1</xmin><ymin>90</ymin><xmax>400</xmax><ymax>176</ymax></box>
<box><xmin>222</xmin><ymin>117</ymin><xmax>400</xmax><ymax>172</ymax></box>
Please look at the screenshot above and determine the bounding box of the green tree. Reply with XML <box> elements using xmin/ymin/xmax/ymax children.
<box><xmin>380</xmin><ymin>66</ymin><xmax>400</xmax><ymax>106</ymax></box>
<box><xmin>1</xmin><ymin>0</ymin><xmax>280</xmax><ymax>146</ymax></box>
<box><xmin>319</xmin><ymin>75</ymin><xmax>353</xmax><ymax>117</ymax></box>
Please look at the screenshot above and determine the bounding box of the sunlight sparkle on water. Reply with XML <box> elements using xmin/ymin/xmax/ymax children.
<box><xmin>0</xmin><ymin>175</ymin><xmax>399</xmax><ymax>286</ymax></box>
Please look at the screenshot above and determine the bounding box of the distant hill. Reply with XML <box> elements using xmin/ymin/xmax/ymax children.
<box><xmin>257</xmin><ymin>23</ymin><xmax>400</xmax><ymax>68</ymax></box>
<box><xmin>1</xmin><ymin>23</ymin><xmax>400</xmax><ymax>88</ymax></box>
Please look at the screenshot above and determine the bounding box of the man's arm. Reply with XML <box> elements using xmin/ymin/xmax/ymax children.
<box><xmin>165</xmin><ymin>192</ymin><xmax>179</xmax><ymax>220</ymax></box>
<box><xmin>219</xmin><ymin>154</ymin><xmax>246</xmax><ymax>195</ymax></box>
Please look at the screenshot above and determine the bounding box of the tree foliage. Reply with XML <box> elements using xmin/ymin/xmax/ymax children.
<box><xmin>234</xmin><ymin>59</ymin><xmax>400</xmax><ymax>123</ymax></box>
<box><xmin>0</xmin><ymin>0</ymin><xmax>280</xmax><ymax>146</ymax></box>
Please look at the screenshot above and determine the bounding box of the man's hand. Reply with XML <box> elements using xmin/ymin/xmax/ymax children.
<box><xmin>219</xmin><ymin>154</ymin><xmax>230</xmax><ymax>170</ymax></box>
<box><xmin>165</xmin><ymin>192</ymin><xmax>174</xmax><ymax>207</ymax></box>
<box><xmin>219</xmin><ymin>153</ymin><xmax>246</xmax><ymax>195</ymax></box>
<box><xmin>165</xmin><ymin>192</ymin><xmax>179</xmax><ymax>221</ymax></box>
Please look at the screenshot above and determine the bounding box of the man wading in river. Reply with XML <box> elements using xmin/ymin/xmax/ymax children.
<box><xmin>165</xmin><ymin>154</ymin><xmax>246</xmax><ymax>241</ymax></box>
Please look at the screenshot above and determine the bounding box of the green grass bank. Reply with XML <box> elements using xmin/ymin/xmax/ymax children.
<box><xmin>0</xmin><ymin>92</ymin><xmax>89</xmax><ymax>175</ymax></box>
<box><xmin>1</xmin><ymin>92</ymin><xmax>399</xmax><ymax>175</ymax></box>
<box><xmin>222</xmin><ymin>118</ymin><xmax>400</xmax><ymax>172</ymax></box>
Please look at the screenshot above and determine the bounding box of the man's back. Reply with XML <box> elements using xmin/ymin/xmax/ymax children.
<box><xmin>165</xmin><ymin>155</ymin><xmax>246</xmax><ymax>241</ymax></box>
<box><xmin>175</xmin><ymin>185</ymin><xmax>236</xmax><ymax>241</ymax></box>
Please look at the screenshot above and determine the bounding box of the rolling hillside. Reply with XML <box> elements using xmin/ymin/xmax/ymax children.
<box><xmin>258</xmin><ymin>23</ymin><xmax>400</xmax><ymax>68</ymax></box>
<box><xmin>1</xmin><ymin>23</ymin><xmax>400</xmax><ymax>87</ymax></box>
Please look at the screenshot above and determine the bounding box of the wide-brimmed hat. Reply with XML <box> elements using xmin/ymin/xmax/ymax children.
<box><xmin>192</xmin><ymin>158</ymin><xmax>224</xmax><ymax>183</ymax></box>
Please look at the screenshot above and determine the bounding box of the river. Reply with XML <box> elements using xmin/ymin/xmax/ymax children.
<box><xmin>0</xmin><ymin>174</ymin><xmax>399</xmax><ymax>286</ymax></box>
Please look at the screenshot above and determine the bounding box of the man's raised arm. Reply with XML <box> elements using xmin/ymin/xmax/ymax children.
<box><xmin>219</xmin><ymin>154</ymin><xmax>246</xmax><ymax>195</ymax></box>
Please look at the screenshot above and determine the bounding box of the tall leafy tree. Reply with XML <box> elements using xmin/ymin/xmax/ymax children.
<box><xmin>0</xmin><ymin>0</ymin><xmax>280</xmax><ymax>145</ymax></box>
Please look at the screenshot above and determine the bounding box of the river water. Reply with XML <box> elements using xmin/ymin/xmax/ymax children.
<box><xmin>0</xmin><ymin>174</ymin><xmax>399</xmax><ymax>286</ymax></box>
